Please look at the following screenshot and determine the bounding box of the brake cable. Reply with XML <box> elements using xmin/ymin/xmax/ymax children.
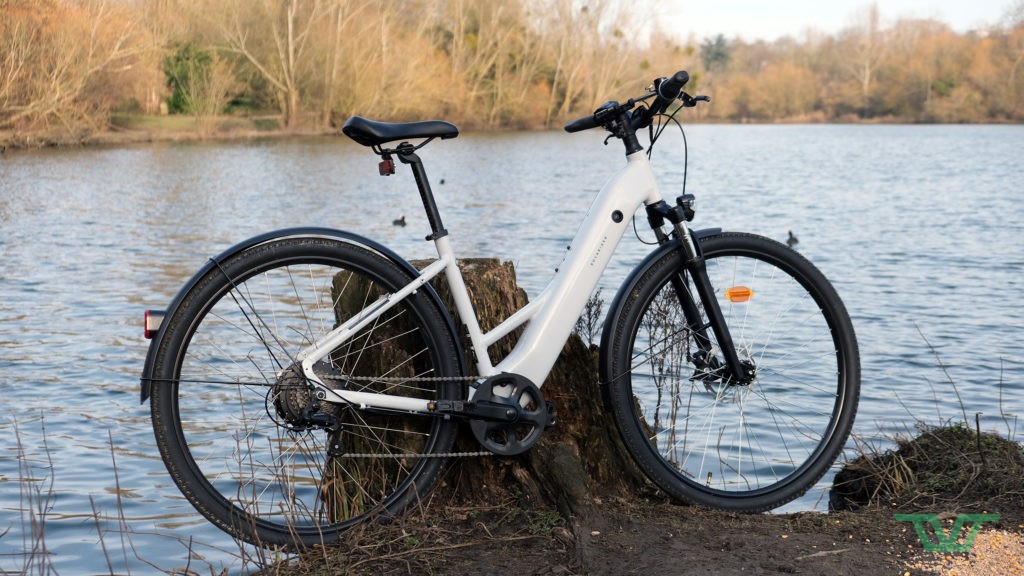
<box><xmin>631</xmin><ymin>103</ymin><xmax>690</xmax><ymax>246</ymax></box>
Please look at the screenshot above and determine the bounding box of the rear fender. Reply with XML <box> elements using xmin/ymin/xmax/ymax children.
<box><xmin>140</xmin><ymin>227</ymin><xmax>465</xmax><ymax>403</ymax></box>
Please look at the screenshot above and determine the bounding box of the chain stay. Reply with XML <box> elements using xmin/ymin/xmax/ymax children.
<box><xmin>324</xmin><ymin>374</ymin><xmax>479</xmax><ymax>383</ymax></box>
<box><xmin>319</xmin><ymin>372</ymin><xmax>496</xmax><ymax>459</ymax></box>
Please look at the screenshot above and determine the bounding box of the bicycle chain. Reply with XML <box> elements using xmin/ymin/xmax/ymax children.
<box><xmin>339</xmin><ymin>451</ymin><xmax>494</xmax><ymax>459</ymax></box>
<box><xmin>320</xmin><ymin>373</ymin><xmax>497</xmax><ymax>459</ymax></box>
<box><xmin>326</xmin><ymin>374</ymin><xmax>480</xmax><ymax>383</ymax></box>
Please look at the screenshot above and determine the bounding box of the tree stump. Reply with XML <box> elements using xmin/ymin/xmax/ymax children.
<box><xmin>417</xmin><ymin>258</ymin><xmax>650</xmax><ymax>521</ymax></box>
<box><xmin>327</xmin><ymin>257</ymin><xmax>650</xmax><ymax>527</ymax></box>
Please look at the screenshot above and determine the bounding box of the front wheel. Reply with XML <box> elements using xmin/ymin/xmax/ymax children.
<box><xmin>603</xmin><ymin>232</ymin><xmax>859</xmax><ymax>512</ymax></box>
<box><xmin>149</xmin><ymin>237</ymin><xmax>462</xmax><ymax>550</ymax></box>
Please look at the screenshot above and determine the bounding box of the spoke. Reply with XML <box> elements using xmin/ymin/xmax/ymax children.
<box><xmin>619</xmin><ymin>242</ymin><xmax>852</xmax><ymax>498</ymax></box>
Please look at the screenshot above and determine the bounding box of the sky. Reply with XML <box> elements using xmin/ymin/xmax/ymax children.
<box><xmin>661</xmin><ymin>0</ymin><xmax>1018</xmax><ymax>42</ymax></box>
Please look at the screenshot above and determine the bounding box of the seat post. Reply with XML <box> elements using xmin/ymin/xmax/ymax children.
<box><xmin>397</xmin><ymin>144</ymin><xmax>447</xmax><ymax>241</ymax></box>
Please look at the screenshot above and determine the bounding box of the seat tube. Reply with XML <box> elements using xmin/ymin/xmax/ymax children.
<box><xmin>434</xmin><ymin>235</ymin><xmax>494</xmax><ymax>377</ymax></box>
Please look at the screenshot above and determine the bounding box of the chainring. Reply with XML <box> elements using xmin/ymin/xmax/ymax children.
<box><xmin>469</xmin><ymin>373</ymin><xmax>555</xmax><ymax>456</ymax></box>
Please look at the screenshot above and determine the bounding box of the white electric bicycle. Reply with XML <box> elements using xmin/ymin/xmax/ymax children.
<box><xmin>141</xmin><ymin>71</ymin><xmax>859</xmax><ymax>550</ymax></box>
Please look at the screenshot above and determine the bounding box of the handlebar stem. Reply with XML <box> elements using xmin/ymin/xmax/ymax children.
<box><xmin>615</xmin><ymin>109</ymin><xmax>644</xmax><ymax>155</ymax></box>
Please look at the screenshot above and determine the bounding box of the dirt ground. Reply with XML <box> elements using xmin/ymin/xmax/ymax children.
<box><xmin>263</xmin><ymin>425</ymin><xmax>1024</xmax><ymax>576</ymax></box>
<box><xmin>268</xmin><ymin>495</ymin><xmax>1024</xmax><ymax>576</ymax></box>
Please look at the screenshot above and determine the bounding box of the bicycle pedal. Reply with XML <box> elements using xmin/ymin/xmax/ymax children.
<box><xmin>545</xmin><ymin>401</ymin><xmax>557</xmax><ymax>429</ymax></box>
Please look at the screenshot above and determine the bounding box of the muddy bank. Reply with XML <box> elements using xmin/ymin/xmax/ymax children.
<box><xmin>255</xmin><ymin>427</ymin><xmax>1024</xmax><ymax>575</ymax></box>
<box><xmin>261</xmin><ymin>496</ymin><xmax>1024</xmax><ymax>576</ymax></box>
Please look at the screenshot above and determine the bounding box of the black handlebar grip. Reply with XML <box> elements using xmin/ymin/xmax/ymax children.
<box><xmin>564</xmin><ymin>114</ymin><xmax>601</xmax><ymax>133</ymax></box>
<box><xmin>657</xmin><ymin>70</ymin><xmax>690</xmax><ymax>101</ymax></box>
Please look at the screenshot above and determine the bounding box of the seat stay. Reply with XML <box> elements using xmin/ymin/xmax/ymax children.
<box><xmin>297</xmin><ymin>256</ymin><xmax>452</xmax><ymax>391</ymax></box>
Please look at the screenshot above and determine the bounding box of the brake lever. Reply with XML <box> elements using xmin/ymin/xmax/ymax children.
<box><xmin>680</xmin><ymin>92</ymin><xmax>711</xmax><ymax>107</ymax></box>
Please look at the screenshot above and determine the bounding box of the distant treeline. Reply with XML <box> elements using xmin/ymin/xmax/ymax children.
<box><xmin>2</xmin><ymin>0</ymin><xmax>1022</xmax><ymax>144</ymax></box>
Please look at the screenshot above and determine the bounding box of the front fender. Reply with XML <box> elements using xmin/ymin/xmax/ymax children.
<box><xmin>140</xmin><ymin>227</ymin><xmax>465</xmax><ymax>403</ymax></box>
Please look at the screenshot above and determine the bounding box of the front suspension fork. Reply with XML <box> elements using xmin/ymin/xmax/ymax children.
<box><xmin>646</xmin><ymin>198</ymin><xmax>754</xmax><ymax>385</ymax></box>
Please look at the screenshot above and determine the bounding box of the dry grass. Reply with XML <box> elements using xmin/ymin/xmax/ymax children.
<box><xmin>4</xmin><ymin>416</ymin><xmax>253</xmax><ymax>575</ymax></box>
<box><xmin>833</xmin><ymin>423</ymin><xmax>1024</xmax><ymax>511</ymax></box>
<box><xmin>833</xmin><ymin>324</ymin><xmax>1023</xmax><ymax>512</ymax></box>
<box><xmin>259</xmin><ymin>499</ymin><xmax>568</xmax><ymax>576</ymax></box>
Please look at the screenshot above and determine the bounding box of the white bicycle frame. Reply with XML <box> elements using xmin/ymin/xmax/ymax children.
<box><xmin>297</xmin><ymin>151</ymin><xmax>664</xmax><ymax>414</ymax></box>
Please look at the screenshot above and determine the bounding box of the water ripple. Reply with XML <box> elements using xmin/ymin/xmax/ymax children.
<box><xmin>0</xmin><ymin>126</ymin><xmax>1021</xmax><ymax>572</ymax></box>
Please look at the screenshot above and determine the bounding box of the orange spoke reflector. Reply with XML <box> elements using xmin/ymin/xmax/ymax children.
<box><xmin>724</xmin><ymin>286</ymin><xmax>754</xmax><ymax>303</ymax></box>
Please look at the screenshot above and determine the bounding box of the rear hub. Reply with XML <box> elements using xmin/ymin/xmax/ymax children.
<box><xmin>271</xmin><ymin>361</ymin><xmax>343</xmax><ymax>431</ymax></box>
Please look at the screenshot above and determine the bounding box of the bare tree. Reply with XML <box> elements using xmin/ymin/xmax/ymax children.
<box><xmin>840</xmin><ymin>3</ymin><xmax>887</xmax><ymax>108</ymax></box>
<box><xmin>172</xmin><ymin>50</ymin><xmax>238</xmax><ymax>136</ymax></box>
<box><xmin>1</xmin><ymin>0</ymin><xmax>156</xmax><ymax>135</ymax></box>
<box><xmin>211</xmin><ymin>0</ymin><xmax>332</xmax><ymax>129</ymax></box>
<box><xmin>534</xmin><ymin>0</ymin><xmax>639</xmax><ymax>126</ymax></box>
<box><xmin>1006</xmin><ymin>4</ymin><xmax>1024</xmax><ymax>106</ymax></box>
<box><xmin>317</xmin><ymin>0</ymin><xmax>375</xmax><ymax>126</ymax></box>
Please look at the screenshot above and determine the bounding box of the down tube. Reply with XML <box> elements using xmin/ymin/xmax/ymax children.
<box><xmin>495</xmin><ymin>152</ymin><xmax>662</xmax><ymax>386</ymax></box>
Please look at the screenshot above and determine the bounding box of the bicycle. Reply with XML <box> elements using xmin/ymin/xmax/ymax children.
<box><xmin>140</xmin><ymin>70</ymin><xmax>859</xmax><ymax>550</ymax></box>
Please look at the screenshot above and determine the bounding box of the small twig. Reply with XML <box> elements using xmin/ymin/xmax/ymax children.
<box><xmin>183</xmin><ymin>536</ymin><xmax>194</xmax><ymax>576</ymax></box>
<box><xmin>476</xmin><ymin>521</ymin><xmax>494</xmax><ymax>539</ymax></box>
<box><xmin>90</xmin><ymin>495</ymin><xmax>116</xmax><ymax>575</ymax></box>
<box><xmin>14</xmin><ymin>415</ymin><xmax>57</xmax><ymax>574</ymax></box>
<box><xmin>975</xmin><ymin>412</ymin><xmax>987</xmax><ymax>468</ymax></box>
<box><xmin>795</xmin><ymin>548</ymin><xmax>849</xmax><ymax>561</ymax></box>
<box><xmin>914</xmin><ymin>320</ymin><xmax>968</xmax><ymax>425</ymax></box>
<box><xmin>106</xmin><ymin>430</ymin><xmax>133</xmax><ymax>574</ymax></box>
<box><xmin>997</xmin><ymin>358</ymin><xmax>1016</xmax><ymax>441</ymax></box>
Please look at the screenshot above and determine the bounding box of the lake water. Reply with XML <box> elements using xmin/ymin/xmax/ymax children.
<box><xmin>1</xmin><ymin>125</ymin><xmax>1022</xmax><ymax>573</ymax></box>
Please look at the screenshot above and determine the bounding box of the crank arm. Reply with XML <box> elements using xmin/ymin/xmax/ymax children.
<box><xmin>429</xmin><ymin>399</ymin><xmax>519</xmax><ymax>423</ymax></box>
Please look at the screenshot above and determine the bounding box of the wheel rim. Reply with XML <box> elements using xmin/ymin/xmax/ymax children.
<box><xmin>625</xmin><ymin>246</ymin><xmax>849</xmax><ymax>499</ymax></box>
<box><xmin>159</xmin><ymin>249</ymin><xmax>456</xmax><ymax>542</ymax></box>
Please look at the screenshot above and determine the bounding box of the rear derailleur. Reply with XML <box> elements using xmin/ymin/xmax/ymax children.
<box><xmin>269</xmin><ymin>362</ymin><xmax>344</xmax><ymax>447</ymax></box>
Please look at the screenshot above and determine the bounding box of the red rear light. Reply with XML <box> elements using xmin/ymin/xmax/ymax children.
<box><xmin>144</xmin><ymin>310</ymin><xmax>165</xmax><ymax>339</ymax></box>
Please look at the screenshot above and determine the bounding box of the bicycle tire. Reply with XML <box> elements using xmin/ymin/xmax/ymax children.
<box><xmin>150</xmin><ymin>236</ymin><xmax>462</xmax><ymax>549</ymax></box>
<box><xmin>602</xmin><ymin>232</ymin><xmax>859</xmax><ymax>512</ymax></box>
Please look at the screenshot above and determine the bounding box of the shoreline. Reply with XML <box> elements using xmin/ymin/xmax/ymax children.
<box><xmin>261</xmin><ymin>424</ymin><xmax>1024</xmax><ymax>575</ymax></box>
<box><xmin>3</xmin><ymin>113</ymin><xmax>1021</xmax><ymax>151</ymax></box>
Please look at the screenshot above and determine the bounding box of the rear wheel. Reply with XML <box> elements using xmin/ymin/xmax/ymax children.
<box><xmin>603</xmin><ymin>232</ymin><xmax>859</xmax><ymax>511</ymax></box>
<box><xmin>150</xmin><ymin>237</ymin><xmax>461</xmax><ymax>549</ymax></box>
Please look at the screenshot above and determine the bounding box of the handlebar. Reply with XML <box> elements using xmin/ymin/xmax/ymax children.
<box><xmin>563</xmin><ymin>97</ymin><xmax>629</xmax><ymax>134</ymax></box>
<box><xmin>656</xmin><ymin>70</ymin><xmax>689</xmax><ymax>101</ymax></box>
<box><xmin>563</xmin><ymin>70</ymin><xmax>703</xmax><ymax>135</ymax></box>
<box><xmin>563</xmin><ymin>111</ymin><xmax>603</xmax><ymax>134</ymax></box>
